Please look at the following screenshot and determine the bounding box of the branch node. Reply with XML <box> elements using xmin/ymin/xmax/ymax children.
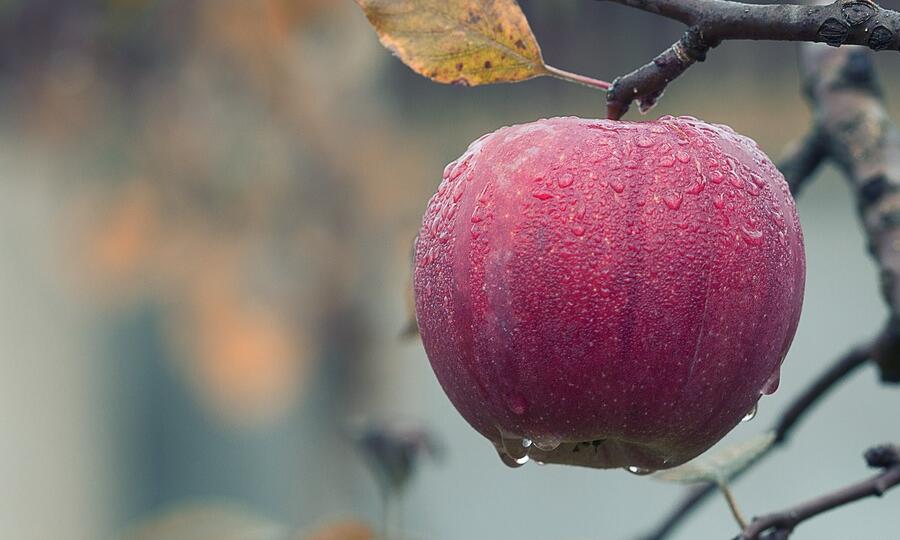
<box><xmin>842</xmin><ymin>1</ymin><xmax>877</xmax><ymax>26</ymax></box>
<box><xmin>819</xmin><ymin>17</ymin><xmax>850</xmax><ymax>46</ymax></box>
<box><xmin>868</xmin><ymin>25</ymin><xmax>894</xmax><ymax>50</ymax></box>
<box><xmin>864</xmin><ymin>444</ymin><xmax>900</xmax><ymax>468</ymax></box>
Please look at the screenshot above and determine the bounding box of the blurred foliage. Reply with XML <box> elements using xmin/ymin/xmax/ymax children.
<box><xmin>0</xmin><ymin>0</ymin><xmax>435</xmax><ymax>426</ymax></box>
<box><xmin>122</xmin><ymin>501</ymin><xmax>286</xmax><ymax>540</ymax></box>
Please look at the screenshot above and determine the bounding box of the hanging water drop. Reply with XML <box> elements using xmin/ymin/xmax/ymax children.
<box><xmin>496</xmin><ymin>448</ymin><xmax>530</xmax><ymax>468</ymax></box>
<box><xmin>497</xmin><ymin>431</ymin><xmax>531</xmax><ymax>468</ymax></box>
<box><xmin>625</xmin><ymin>465</ymin><xmax>654</xmax><ymax>475</ymax></box>
<box><xmin>761</xmin><ymin>370</ymin><xmax>781</xmax><ymax>395</ymax></box>
<box><xmin>741</xmin><ymin>401</ymin><xmax>758</xmax><ymax>422</ymax></box>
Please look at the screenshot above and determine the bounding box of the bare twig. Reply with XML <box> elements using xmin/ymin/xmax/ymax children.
<box><xmin>596</xmin><ymin>0</ymin><xmax>900</xmax><ymax>118</ymax></box>
<box><xmin>636</xmin><ymin>341</ymin><xmax>873</xmax><ymax>540</ymax></box>
<box><xmin>740</xmin><ymin>445</ymin><xmax>900</xmax><ymax>539</ymax></box>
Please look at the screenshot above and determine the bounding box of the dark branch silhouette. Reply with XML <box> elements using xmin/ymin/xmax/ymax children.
<box><xmin>742</xmin><ymin>444</ymin><xmax>900</xmax><ymax>539</ymax></box>
<box><xmin>597</xmin><ymin>0</ymin><xmax>900</xmax><ymax>119</ymax></box>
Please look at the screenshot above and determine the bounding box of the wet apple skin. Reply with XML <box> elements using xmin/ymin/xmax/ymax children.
<box><xmin>414</xmin><ymin>116</ymin><xmax>805</xmax><ymax>470</ymax></box>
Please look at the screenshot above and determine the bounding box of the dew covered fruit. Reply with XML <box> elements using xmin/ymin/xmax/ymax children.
<box><xmin>414</xmin><ymin>116</ymin><xmax>805</xmax><ymax>471</ymax></box>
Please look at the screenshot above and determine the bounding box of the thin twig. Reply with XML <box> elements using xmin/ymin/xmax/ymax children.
<box><xmin>544</xmin><ymin>65</ymin><xmax>612</xmax><ymax>90</ymax></box>
<box><xmin>636</xmin><ymin>341</ymin><xmax>873</xmax><ymax>540</ymax></box>
<box><xmin>740</xmin><ymin>445</ymin><xmax>900</xmax><ymax>539</ymax></box>
<box><xmin>595</xmin><ymin>0</ymin><xmax>900</xmax><ymax>118</ymax></box>
<box><xmin>717</xmin><ymin>481</ymin><xmax>748</xmax><ymax>530</ymax></box>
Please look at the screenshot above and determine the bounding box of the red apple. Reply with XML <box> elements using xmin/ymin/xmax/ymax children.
<box><xmin>414</xmin><ymin>116</ymin><xmax>805</xmax><ymax>471</ymax></box>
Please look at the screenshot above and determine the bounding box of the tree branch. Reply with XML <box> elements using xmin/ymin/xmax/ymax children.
<box><xmin>741</xmin><ymin>444</ymin><xmax>900</xmax><ymax>539</ymax></box>
<box><xmin>798</xmin><ymin>42</ymin><xmax>900</xmax><ymax>383</ymax></box>
<box><xmin>598</xmin><ymin>0</ymin><xmax>900</xmax><ymax>118</ymax></box>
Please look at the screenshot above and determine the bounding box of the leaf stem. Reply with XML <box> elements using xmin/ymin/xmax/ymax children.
<box><xmin>718</xmin><ymin>480</ymin><xmax>748</xmax><ymax>530</ymax></box>
<box><xmin>543</xmin><ymin>65</ymin><xmax>611</xmax><ymax>91</ymax></box>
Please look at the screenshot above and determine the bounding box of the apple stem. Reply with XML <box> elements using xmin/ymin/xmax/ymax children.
<box><xmin>717</xmin><ymin>480</ymin><xmax>748</xmax><ymax>530</ymax></box>
<box><xmin>543</xmin><ymin>65</ymin><xmax>611</xmax><ymax>91</ymax></box>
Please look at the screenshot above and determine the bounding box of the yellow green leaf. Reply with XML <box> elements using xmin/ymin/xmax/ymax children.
<box><xmin>355</xmin><ymin>0</ymin><xmax>548</xmax><ymax>86</ymax></box>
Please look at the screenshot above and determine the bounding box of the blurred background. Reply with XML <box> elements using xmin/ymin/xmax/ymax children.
<box><xmin>1</xmin><ymin>1</ymin><xmax>898</xmax><ymax>539</ymax></box>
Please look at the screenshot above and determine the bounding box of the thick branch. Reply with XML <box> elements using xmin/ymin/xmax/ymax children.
<box><xmin>741</xmin><ymin>445</ymin><xmax>900</xmax><ymax>539</ymax></box>
<box><xmin>799</xmin><ymin>43</ymin><xmax>900</xmax><ymax>382</ymax></box>
<box><xmin>599</xmin><ymin>0</ymin><xmax>900</xmax><ymax>118</ymax></box>
<box><xmin>636</xmin><ymin>340</ymin><xmax>872</xmax><ymax>540</ymax></box>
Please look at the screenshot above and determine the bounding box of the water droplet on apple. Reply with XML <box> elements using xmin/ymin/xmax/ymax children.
<box><xmin>558</xmin><ymin>174</ymin><xmax>574</xmax><ymax>188</ymax></box>
<box><xmin>686</xmin><ymin>180</ymin><xmax>705</xmax><ymax>195</ymax></box>
<box><xmin>505</xmin><ymin>392</ymin><xmax>529</xmax><ymax>415</ymax></box>
<box><xmin>740</xmin><ymin>225</ymin><xmax>764</xmax><ymax>246</ymax></box>
<box><xmin>533</xmin><ymin>190</ymin><xmax>553</xmax><ymax>201</ymax></box>
<box><xmin>761</xmin><ymin>370</ymin><xmax>781</xmax><ymax>395</ymax></box>
<box><xmin>663</xmin><ymin>192</ymin><xmax>683</xmax><ymax>210</ymax></box>
<box><xmin>635</xmin><ymin>136</ymin><xmax>655</xmax><ymax>148</ymax></box>
<box><xmin>497</xmin><ymin>432</ymin><xmax>531</xmax><ymax>468</ymax></box>
<box><xmin>452</xmin><ymin>181</ymin><xmax>466</xmax><ymax>202</ymax></box>
<box><xmin>533</xmin><ymin>437</ymin><xmax>562</xmax><ymax>452</ymax></box>
<box><xmin>496</xmin><ymin>449</ymin><xmax>529</xmax><ymax>468</ymax></box>
<box><xmin>611</xmin><ymin>180</ymin><xmax>626</xmax><ymax>193</ymax></box>
<box><xmin>443</xmin><ymin>161</ymin><xmax>457</xmax><ymax>179</ymax></box>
